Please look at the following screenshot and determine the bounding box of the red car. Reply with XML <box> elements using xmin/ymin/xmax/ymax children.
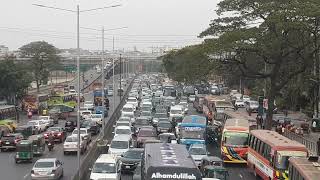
<box><xmin>44</xmin><ymin>127</ymin><xmax>66</xmax><ymax>143</ymax></box>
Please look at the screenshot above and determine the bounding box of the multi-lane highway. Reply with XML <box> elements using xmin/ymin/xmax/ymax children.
<box><xmin>0</xmin><ymin>68</ymin><xmax>129</xmax><ymax>180</ymax></box>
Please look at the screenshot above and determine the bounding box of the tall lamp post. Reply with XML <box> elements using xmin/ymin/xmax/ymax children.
<box><xmin>32</xmin><ymin>3</ymin><xmax>121</xmax><ymax>180</ymax></box>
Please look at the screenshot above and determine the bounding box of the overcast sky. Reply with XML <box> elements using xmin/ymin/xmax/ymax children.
<box><xmin>0</xmin><ymin>0</ymin><xmax>219</xmax><ymax>52</ymax></box>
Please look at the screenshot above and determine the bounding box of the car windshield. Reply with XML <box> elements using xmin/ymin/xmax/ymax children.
<box><xmin>119</xmin><ymin>117</ymin><xmax>131</xmax><ymax>121</ymax></box>
<box><xmin>92</xmin><ymin>163</ymin><xmax>116</xmax><ymax>173</ymax></box>
<box><xmin>275</xmin><ymin>151</ymin><xmax>307</xmax><ymax>170</ymax></box>
<box><xmin>27</xmin><ymin>121</ymin><xmax>37</xmax><ymax>126</ymax></box>
<box><xmin>66</xmin><ymin>137</ymin><xmax>78</xmax><ymax>142</ymax></box>
<box><xmin>171</xmin><ymin>110</ymin><xmax>182</xmax><ymax>114</ymax></box>
<box><xmin>159</xmin><ymin>122</ymin><xmax>172</xmax><ymax>128</ymax></box>
<box><xmin>47</xmin><ymin>127</ymin><xmax>60</xmax><ymax>132</ymax></box>
<box><xmin>123</xmin><ymin>107</ymin><xmax>133</xmax><ymax>112</ymax></box>
<box><xmin>223</xmin><ymin>132</ymin><xmax>249</xmax><ymax>147</ymax></box>
<box><xmin>128</xmin><ymin>99</ymin><xmax>136</xmax><ymax>102</ymax></box>
<box><xmin>123</xmin><ymin>150</ymin><xmax>143</xmax><ymax>159</ymax></box>
<box><xmin>117</xmin><ymin>122</ymin><xmax>129</xmax><ymax>126</ymax></box>
<box><xmin>91</xmin><ymin>115</ymin><xmax>102</xmax><ymax>118</ymax></box>
<box><xmin>73</xmin><ymin>130</ymin><xmax>87</xmax><ymax>134</ymax></box>
<box><xmin>250</xmin><ymin>101</ymin><xmax>259</xmax><ymax>106</ymax></box>
<box><xmin>81</xmin><ymin>121</ymin><xmax>93</xmax><ymax>127</ymax></box>
<box><xmin>116</xmin><ymin>128</ymin><xmax>131</xmax><ymax>135</ymax></box>
<box><xmin>135</xmin><ymin>118</ymin><xmax>149</xmax><ymax>125</ymax></box>
<box><xmin>82</xmin><ymin>112</ymin><xmax>91</xmax><ymax>115</ymax></box>
<box><xmin>155</xmin><ymin>113</ymin><xmax>167</xmax><ymax>118</ymax></box>
<box><xmin>141</xmin><ymin>112</ymin><xmax>151</xmax><ymax>116</ymax></box>
<box><xmin>34</xmin><ymin>161</ymin><xmax>54</xmax><ymax>168</ymax></box>
<box><xmin>189</xmin><ymin>147</ymin><xmax>206</xmax><ymax>155</ymax></box>
<box><xmin>110</xmin><ymin>141</ymin><xmax>128</xmax><ymax>149</ymax></box>
<box><xmin>141</xmin><ymin>107</ymin><xmax>150</xmax><ymax>111</ymax></box>
<box><xmin>138</xmin><ymin>130</ymin><xmax>155</xmax><ymax>137</ymax></box>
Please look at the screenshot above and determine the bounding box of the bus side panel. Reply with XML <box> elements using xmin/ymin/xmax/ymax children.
<box><xmin>247</xmin><ymin>149</ymin><xmax>274</xmax><ymax>179</ymax></box>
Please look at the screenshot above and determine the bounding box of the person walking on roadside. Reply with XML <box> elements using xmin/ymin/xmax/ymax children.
<box><xmin>317</xmin><ymin>138</ymin><xmax>320</xmax><ymax>156</ymax></box>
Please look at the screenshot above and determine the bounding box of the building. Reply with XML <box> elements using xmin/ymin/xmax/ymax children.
<box><xmin>0</xmin><ymin>45</ymin><xmax>9</xmax><ymax>56</ymax></box>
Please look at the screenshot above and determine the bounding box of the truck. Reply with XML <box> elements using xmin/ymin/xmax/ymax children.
<box><xmin>94</xmin><ymin>90</ymin><xmax>103</xmax><ymax>106</ymax></box>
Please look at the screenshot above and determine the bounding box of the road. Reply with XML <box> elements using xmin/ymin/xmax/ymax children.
<box><xmin>0</xmin><ymin>72</ymin><xmax>130</xmax><ymax>180</ymax></box>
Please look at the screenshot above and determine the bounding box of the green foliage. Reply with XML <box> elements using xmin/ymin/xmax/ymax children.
<box><xmin>19</xmin><ymin>41</ymin><xmax>61</xmax><ymax>92</ymax></box>
<box><xmin>160</xmin><ymin>44</ymin><xmax>213</xmax><ymax>84</ymax></box>
<box><xmin>0</xmin><ymin>56</ymin><xmax>32</xmax><ymax>103</ymax></box>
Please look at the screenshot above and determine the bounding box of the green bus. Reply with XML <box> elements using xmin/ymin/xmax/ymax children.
<box><xmin>48</xmin><ymin>94</ymin><xmax>77</xmax><ymax>108</ymax></box>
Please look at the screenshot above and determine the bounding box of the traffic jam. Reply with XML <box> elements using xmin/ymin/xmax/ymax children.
<box><xmin>0</xmin><ymin>72</ymin><xmax>317</xmax><ymax>180</ymax></box>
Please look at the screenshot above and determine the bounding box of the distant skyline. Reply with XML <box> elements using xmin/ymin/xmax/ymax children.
<box><xmin>0</xmin><ymin>0</ymin><xmax>219</xmax><ymax>51</ymax></box>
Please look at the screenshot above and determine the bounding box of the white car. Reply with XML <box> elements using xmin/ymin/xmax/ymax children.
<box><xmin>38</xmin><ymin>116</ymin><xmax>54</xmax><ymax>127</ymax></box>
<box><xmin>90</xmin><ymin>114</ymin><xmax>103</xmax><ymax>126</ymax></box>
<box><xmin>69</xmin><ymin>89</ymin><xmax>77</xmax><ymax>95</ymax></box>
<box><xmin>84</xmin><ymin>101</ymin><xmax>94</xmax><ymax>110</ymax></box>
<box><xmin>31</xmin><ymin>158</ymin><xmax>64</xmax><ymax>180</ymax></box>
<box><xmin>27</xmin><ymin>120</ymin><xmax>47</xmax><ymax>132</ymax></box>
<box><xmin>108</xmin><ymin>89</ymin><xmax>114</xmax><ymax>96</ymax></box>
<box><xmin>108</xmin><ymin>135</ymin><xmax>132</xmax><ymax>157</ymax></box>
<box><xmin>72</xmin><ymin>128</ymin><xmax>92</xmax><ymax>144</ymax></box>
<box><xmin>113</xmin><ymin>126</ymin><xmax>132</xmax><ymax>137</ymax></box>
<box><xmin>188</xmin><ymin>95</ymin><xmax>196</xmax><ymax>103</ymax></box>
<box><xmin>235</xmin><ymin>99</ymin><xmax>245</xmax><ymax>108</ymax></box>
<box><xmin>89</xmin><ymin>154</ymin><xmax>119</xmax><ymax>180</ymax></box>
<box><xmin>115</xmin><ymin>121</ymin><xmax>131</xmax><ymax>127</ymax></box>
<box><xmin>81</xmin><ymin>110</ymin><xmax>92</xmax><ymax>120</ymax></box>
<box><xmin>126</xmin><ymin>97</ymin><xmax>138</xmax><ymax>109</ymax></box>
<box><xmin>169</xmin><ymin>105</ymin><xmax>184</xmax><ymax>121</ymax></box>
<box><xmin>178</xmin><ymin>102</ymin><xmax>189</xmax><ymax>114</ymax></box>
<box><xmin>121</xmin><ymin>104</ymin><xmax>135</xmax><ymax>117</ymax></box>
<box><xmin>63</xmin><ymin>135</ymin><xmax>87</xmax><ymax>154</ymax></box>
<box><xmin>242</xmin><ymin>95</ymin><xmax>251</xmax><ymax>102</ymax></box>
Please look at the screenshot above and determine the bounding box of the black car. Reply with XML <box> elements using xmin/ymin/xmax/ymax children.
<box><xmin>65</xmin><ymin>120</ymin><xmax>77</xmax><ymax>132</ymax></box>
<box><xmin>0</xmin><ymin>133</ymin><xmax>24</xmax><ymax>151</ymax></box>
<box><xmin>80</xmin><ymin>120</ymin><xmax>100</xmax><ymax>135</ymax></box>
<box><xmin>157</xmin><ymin>121</ymin><xmax>173</xmax><ymax>134</ymax></box>
<box><xmin>120</xmin><ymin>148</ymin><xmax>144</xmax><ymax>173</ymax></box>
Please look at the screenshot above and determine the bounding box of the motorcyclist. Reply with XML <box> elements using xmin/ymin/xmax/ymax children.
<box><xmin>48</xmin><ymin>134</ymin><xmax>55</xmax><ymax>148</ymax></box>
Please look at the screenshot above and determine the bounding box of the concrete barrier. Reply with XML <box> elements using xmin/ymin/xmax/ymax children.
<box><xmin>71</xmin><ymin>75</ymin><xmax>134</xmax><ymax>180</ymax></box>
<box><xmin>283</xmin><ymin>129</ymin><xmax>318</xmax><ymax>156</ymax></box>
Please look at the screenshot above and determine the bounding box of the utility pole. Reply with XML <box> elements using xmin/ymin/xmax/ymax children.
<box><xmin>76</xmin><ymin>5</ymin><xmax>81</xmax><ymax>180</ymax></box>
<box><xmin>113</xmin><ymin>36</ymin><xmax>115</xmax><ymax>53</ymax></box>
<box><xmin>119</xmin><ymin>54</ymin><xmax>122</xmax><ymax>101</ymax></box>
<box><xmin>101</xmin><ymin>26</ymin><xmax>105</xmax><ymax>137</ymax></box>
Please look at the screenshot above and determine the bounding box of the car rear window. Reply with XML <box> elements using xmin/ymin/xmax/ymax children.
<box><xmin>1</xmin><ymin>136</ymin><xmax>15</xmax><ymax>141</ymax></box>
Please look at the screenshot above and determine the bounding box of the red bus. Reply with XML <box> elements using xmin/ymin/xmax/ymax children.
<box><xmin>221</xmin><ymin>118</ymin><xmax>250</xmax><ymax>163</ymax></box>
<box><xmin>248</xmin><ymin>130</ymin><xmax>308</xmax><ymax>180</ymax></box>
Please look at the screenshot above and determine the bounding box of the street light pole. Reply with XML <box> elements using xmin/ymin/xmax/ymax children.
<box><xmin>101</xmin><ymin>26</ymin><xmax>105</xmax><ymax>137</ymax></box>
<box><xmin>119</xmin><ymin>54</ymin><xmax>122</xmax><ymax>101</ymax></box>
<box><xmin>112</xmin><ymin>58</ymin><xmax>115</xmax><ymax>110</ymax></box>
<box><xmin>76</xmin><ymin>5</ymin><xmax>81</xmax><ymax>180</ymax></box>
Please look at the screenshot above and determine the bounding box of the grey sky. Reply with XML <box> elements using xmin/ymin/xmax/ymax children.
<box><xmin>0</xmin><ymin>0</ymin><xmax>218</xmax><ymax>51</ymax></box>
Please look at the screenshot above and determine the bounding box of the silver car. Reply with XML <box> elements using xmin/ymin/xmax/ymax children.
<box><xmin>31</xmin><ymin>158</ymin><xmax>63</xmax><ymax>180</ymax></box>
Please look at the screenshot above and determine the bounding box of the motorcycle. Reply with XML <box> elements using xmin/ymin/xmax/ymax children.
<box><xmin>47</xmin><ymin>142</ymin><xmax>54</xmax><ymax>151</ymax></box>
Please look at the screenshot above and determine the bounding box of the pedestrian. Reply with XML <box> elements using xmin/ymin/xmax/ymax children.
<box><xmin>312</xmin><ymin>120</ymin><xmax>317</xmax><ymax>132</ymax></box>
<box><xmin>317</xmin><ymin>138</ymin><xmax>320</xmax><ymax>156</ymax></box>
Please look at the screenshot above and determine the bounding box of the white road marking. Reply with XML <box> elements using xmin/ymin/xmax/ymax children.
<box><xmin>239</xmin><ymin>174</ymin><xmax>243</xmax><ymax>179</ymax></box>
<box><xmin>23</xmin><ymin>173</ymin><xmax>30</xmax><ymax>179</ymax></box>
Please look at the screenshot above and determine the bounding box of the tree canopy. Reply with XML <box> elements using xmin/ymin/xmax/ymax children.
<box><xmin>19</xmin><ymin>41</ymin><xmax>61</xmax><ymax>92</ymax></box>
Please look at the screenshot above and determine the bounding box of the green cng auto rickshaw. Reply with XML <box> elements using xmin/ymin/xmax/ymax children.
<box><xmin>203</xmin><ymin>166</ymin><xmax>229</xmax><ymax>180</ymax></box>
<box><xmin>15</xmin><ymin>140</ymin><xmax>33</xmax><ymax>163</ymax></box>
<box><xmin>28</xmin><ymin>134</ymin><xmax>46</xmax><ymax>156</ymax></box>
<box><xmin>15</xmin><ymin>125</ymin><xmax>33</xmax><ymax>139</ymax></box>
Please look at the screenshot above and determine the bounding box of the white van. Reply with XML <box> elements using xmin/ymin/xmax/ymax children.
<box><xmin>169</xmin><ymin>105</ymin><xmax>184</xmax><ymax>122</ymax></box>
<box><xmin>89</xmin><ymin>154</ymin><xmax>119</xmax><ymax>180</ymax></box>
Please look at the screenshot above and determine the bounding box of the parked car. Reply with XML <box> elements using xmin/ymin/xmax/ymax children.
<box><xmin>63</xmin><ymin>135</ymin><xmax>87</xmax><ymax>155</ymax></box>
<box><xmin>31</xmin><ymin>158</ymin><xmax>64</xmax><ymax>180</ymax></box>
<box><xmin>43</xmin><ymin>127</ymin><xmax>67</xmax><ymax>143</ymax></box>
<box><xmin>0</xmin><ymin>133</ymin><xmax>24</xmax><ymax>151</ymax></box>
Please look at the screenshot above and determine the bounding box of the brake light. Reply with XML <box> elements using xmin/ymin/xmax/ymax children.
<box><xmin>57</xmin><ymin>133</ymin><xmax>62</xmax><ymax>136</ymax></box>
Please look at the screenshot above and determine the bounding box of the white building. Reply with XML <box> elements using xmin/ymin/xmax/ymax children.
<box><xmin>0</xmin><ymin>45</ymin><xmax>9</xmax><ymax>56</ymax></box>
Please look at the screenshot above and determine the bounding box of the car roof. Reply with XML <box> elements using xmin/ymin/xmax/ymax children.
<box><xmin>123</xmin><ymin>104</ymin><xmax>134</xmax><ymax>108</ymax></box>
<box><xmin>112</xmin><ymin>134</ymin><xmax>131</xmax><ymax>141</ymax></box>
<box><xmin>36</xmin><ymin>158</ymin><xmax>57</xmax><ymax>162</ymax></box>
<box><xmin>116</xmin><ymin>126</ymin><xmax>131</xmax><ymax>129</ymax></box>
<box><xmin>95</xmin><ymin>154</ymin><xmax>117</xmax><ymax>163</ymax></box>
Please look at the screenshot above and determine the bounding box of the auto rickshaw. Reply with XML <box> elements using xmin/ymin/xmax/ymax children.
<box><xmin>200</xmin><ymin>156</ymin><xmax>223</xmax><ymax>174</ymax></box>
<box><xmin>0</xmin><ymin>120</ymin><xmax>17</xmax><ymax>132</ymax></box>
<box><xmin>15</xmin><ymin>140</ymin><xmax>33</xmax><ymax>163</ymax></box>
<box><xmin>15</xmin><ymin>125</ymin><xmax>33</xmax><ymax>139</ymax></box>
<box><xmin>28</xmin><ymin>134</ymin><xmax>46</xmax><ymax>156</ymax></box>
<box><xmin>202</xmin><ymin>166</ymin><xmax>229</xmax><ymax>180</ymax></box>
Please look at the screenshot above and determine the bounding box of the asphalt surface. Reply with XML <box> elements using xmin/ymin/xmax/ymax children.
<box><xmin>0</xmin><ymin>70</ymin><xmax>129</xmax><ymax>180</ymax></box>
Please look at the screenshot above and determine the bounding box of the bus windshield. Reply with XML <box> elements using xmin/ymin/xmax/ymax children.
<box><xmin>223</xmin><ymin>131</ymin><xmax>249</xmax><ymax>147</ymax></box>
<box><xmin>180</xmin><ymin>126</ymin><xmax>205</xmax><ymax>139</ymax></box>
<box><xmin>276</xmin><ymin>151</ymin><xmax>307</xmax><ymax>170</ymax></box>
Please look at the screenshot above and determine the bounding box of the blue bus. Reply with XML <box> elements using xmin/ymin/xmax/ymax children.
<box><xmin>178</xmin><ymin>115</ymin><xmax>206</xmax><ymax>149</ymax></box>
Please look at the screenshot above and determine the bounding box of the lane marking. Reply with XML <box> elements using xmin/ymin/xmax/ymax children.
<box><xmin>239</xmin><ymin>174</ymin><xmax>243</xmax><ymax>179</ymax></box>
<box><xmin>23</xmin><ymin>173</ymin><xmax>30</xmax><ymax>179</ymax></box>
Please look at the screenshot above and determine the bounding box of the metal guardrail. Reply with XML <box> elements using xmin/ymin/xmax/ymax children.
<box><xmin>71</xmin><ymin>75</ymin><xmax>134</xmax><ymax>180</ymax></box>
<box><xmin>283</xmin><ymin>129</ymin><xmax>318</xmax><ymax>156</ymax></box>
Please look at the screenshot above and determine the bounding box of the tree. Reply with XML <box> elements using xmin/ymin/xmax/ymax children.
<box><xmin>19</xmin><ymin>41</ymin><xmax>61</xmax><ymax>92</ymax></box>
<box><xmin>0</xmin><ymin>55</ymin><xmax>32</xmax><ymax>104</ymax></box>
<box><xmin>161</xmin><ymin>44</ymin><xmax>213</xmax><ymax>84</ymax></box>
<box><xmin>200</xmin><ymin>0</ymin><xmax>320</xmax><ymax>129</ymax></box>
